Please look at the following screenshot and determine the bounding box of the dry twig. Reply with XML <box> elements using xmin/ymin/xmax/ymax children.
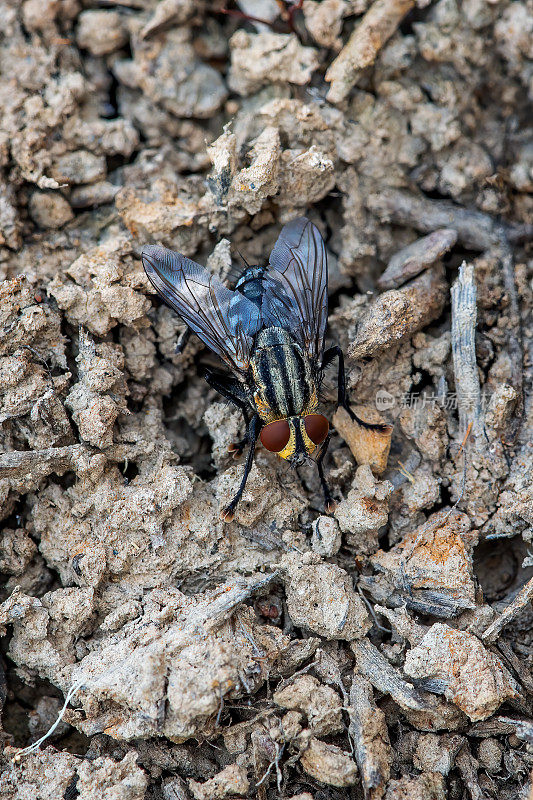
<box><xmin>482</xmin><ymin>576</ymin><xmax>533</xmax><ymax>644</ymax></box>
<box><xmin>367</xmin><ymin>190</ymin><xmax>531</xmax><ymax>250</ymax></box>
<box><xmin>351</xmin><ymin>639</ymin><xmax>428</xmax><ymax>712</ymax></box>
<box><xmin>451</xmin><ymin>262</ymin><xmax>485</xmax><ymax>445</ymax></box>
<box><xmin>456</xmin><ymin>744</ymin><xmax>485</xmax><ymax>800</ymax></box>
<box><xmin>378</xmin><ymin>229</ymin><xmax>458</xmax><ymax>290</ymax></box>
<box><xmin>348</xmin><ymin>675</ymin><xmax>391</xmax><ymax>799</ymax></box>
<box><xmin>326</xmin><ymin>0</ymin><xmax>415</xmax><ymax>103</ymax></box>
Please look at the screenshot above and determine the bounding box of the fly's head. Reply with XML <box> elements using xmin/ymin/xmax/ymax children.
<box><xmin>260</xmin><ymin>414</ymin><xmax>329</xmax><ymax>464</ymax></box>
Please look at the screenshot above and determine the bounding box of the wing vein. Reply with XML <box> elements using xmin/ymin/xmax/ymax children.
<box><xmin>142</xmin><ymin>245</ymin><xmax>262</xmax><ymax>375</ymax></box>
<box><xmin>263</xmin><ymin>218</ymin><xmax>328</xmax><ymax>360</ymax></box>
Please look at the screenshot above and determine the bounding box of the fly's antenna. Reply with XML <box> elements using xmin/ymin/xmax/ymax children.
<box><xmin>236</xmin><ymin>249</ymin><xmax>251</xmax><ymax>268</ymax></box>
<box><xmin>228</xmin><ymin>249</ymin><xmax>252</xmax><ymax>287</ymax></box>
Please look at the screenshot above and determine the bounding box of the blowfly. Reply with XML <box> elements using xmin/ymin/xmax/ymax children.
<box><xmin>142</xmin><ymin>217</ymin><xmax>387</xmax><ymax>521</ymax></box>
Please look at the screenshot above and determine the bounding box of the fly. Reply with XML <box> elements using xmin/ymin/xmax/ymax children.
<box><xmin>142</xmin><ymin>217</ymin><xmax>388</xmax><ymax>521</ymax></box>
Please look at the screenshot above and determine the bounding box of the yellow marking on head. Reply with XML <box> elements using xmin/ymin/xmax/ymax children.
<box><xmin>277</xmin><ymin>422</ymin><xmax>296</xmax><ymax>461</ymax></box>
<box><xmin>276</xmin><ymin>418</ymin><xmax>319</xmax><ymax>461</ymax></box>
<box><xmin>299</xmin><ymin>417</ymin><xmax>319</xmax><ymax>455</ymax></box>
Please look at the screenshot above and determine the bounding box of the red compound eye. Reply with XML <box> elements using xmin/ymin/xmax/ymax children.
<box><xmin>260</xmin><ymin>419</ymin><xmax>291</xmax><ymax>452</ymax></box>
<box><xmin>304</xmin><ymin>414</ymin><xmax>329</xmax><ymax>445</ymax></box>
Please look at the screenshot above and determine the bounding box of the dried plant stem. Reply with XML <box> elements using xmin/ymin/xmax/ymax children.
<box><xmin>495</xmin><ymin>234</ymin><xmax>524</xmax><ymax>434</ymax></box>
<box><xmin>12</xmin><ymin>680</ymin><xmax>86</xmax><ymax>761</ymax></box>
<box><xmin>367</xmin><ymin>190</ymin><xmax>531</xmax><ymax>250</ymax></box>
<box><xmin>482</xmin><ymin>576</ymin><xmax>533</xmax><ymax>644</ymax></box>
<box><xmin>348</xmin><ymin>675</ymin><xmax>391</xmax><ymax>798</ymax></box>
<box><xmin>456</xmin><ymin>744</ymin><xmax>484</xmax><ymax>800</ymax></box>
<box><xmin>451</xmin><ymin>262</ymin><xmax>485</xmax><ymax>446</ymax></box>
<box><xmin>0</xmin><ymin>444</ymin><xmax>89</xmax><ymax>478</ymax></box>
<box><xmin>326</xmin><ymin>0</ymin><xmax>415</xmax><ymax>103</ymax></box>
<box><xmin>351</xmin><ymin>639</ymin><xmax>427</xmax><ymax>712</ymax></box>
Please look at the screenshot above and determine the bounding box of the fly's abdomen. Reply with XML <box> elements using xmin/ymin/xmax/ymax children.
<box><xmin>251</xmin><ymin>328</ymin><xmax>316</xmax><ymax>419</ymax></box>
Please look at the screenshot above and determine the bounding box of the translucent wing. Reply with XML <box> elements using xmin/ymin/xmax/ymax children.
<box><xmin>262</xmin><ymin>218</ymin><xmax>328</xmax><ymax>361</ymax></box>
<box><xmin>142</xmin><ymin>245</ymin><xmax>262</xmax><ymax>375</ymax></box>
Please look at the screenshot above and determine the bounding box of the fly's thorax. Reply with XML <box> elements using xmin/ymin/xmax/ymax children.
<box><xmin>235</xmin><ymin>266</ymin><xmax>267</xmax><ymax>309</ymax></box>
<box><xmin>250</xmin><ymin>327</ymin><xmax>318</xmax><ymax>421</ymax></box>
<box><xmin>235</xmin><ymin>265</ymin><xmax>265</xmax><ymax>290</ymax></box>
<box><xmin>253</xmin><ymin>327</ymin><xmax>295</xmax><ymax>349</ymax></box>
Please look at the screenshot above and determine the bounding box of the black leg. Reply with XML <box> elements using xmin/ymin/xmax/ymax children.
<box><xmin>322</xmin><ymin>345</ymin><xmax>390</xmax><ymax>432</ymax></box>
<box><xmin>175</xmin><ymin>327</ymin><xmax>191</xmax><ymax>354</ymax></box>
<box><xmin>221</xmin><ymin>414</ymin><xmax>261</xmax><ymax>522</ymax></box>
<box><xmin>316</xmin><ymin>433</ymin><xmax>336</xmax><ymax>513</ymax></box>
<box><xmin>204</xmin><ymin>370</ymin><xmax>250</xmax><ymax>455</ymax></box>
<box><xmin>204</xmin><ymin>370</ymin><xmax>249</xmax><ymax>414</ymax></box>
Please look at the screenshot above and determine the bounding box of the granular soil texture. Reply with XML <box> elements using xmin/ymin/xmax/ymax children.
<box><xmin>0</xmin><ymin>2</ymin><xmax>532</xmax><ymax>799</ymax></box>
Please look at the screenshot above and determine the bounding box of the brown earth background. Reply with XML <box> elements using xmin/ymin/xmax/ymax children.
<box><xmin>0</xmin><ymin>1</ymin><xmax>532</xmax><ymax>798</ymax></box>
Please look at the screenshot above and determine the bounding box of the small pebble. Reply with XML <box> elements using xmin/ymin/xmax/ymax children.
<box><xmin>29</xmin><ymin>191</ymin><xmax>73</xmax><ymax>229</ymax></box>
<box><xmin>76</xmin><ymin>10</ymin><xmax>128</xmax><ymax>56</ymax></box>
<box><xmin>477</xmin><ymin>738</ymin><xmax>503</xmax><ymax>773</ymax></box>
<box><xmin>311</xmin><ymin>515</ymin><xmax>342</xmax><ymax>557</ymax></box>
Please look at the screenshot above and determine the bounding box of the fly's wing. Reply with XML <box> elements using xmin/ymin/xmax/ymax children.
<box><xmin>262</xmin><ymin>217</ymin><xmax>328</xmax><ymax>361</ymax></box>
<box><xmin>142</xmin><ymin>245</ymin><xmax>262</xmax><ymax>375</ymax></box>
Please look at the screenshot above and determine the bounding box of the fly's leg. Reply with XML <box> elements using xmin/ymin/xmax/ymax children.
<box><xmin>204</xmin><ymin>370</ymin><xmax>251</xmax><ymax>457</ymax></box>
<box><xmin>322</xmin><ymin>345</ymin><xmax>391</xmax><ymax>432</ymax></box>
<box><xmin>221</xmin><ymin>415</ymin><xmax>261</xmax><ymax>522</ymax></box>
<box><xmin>316</xmin><ymin>434</ymin><xmax>336</xmax><ymax>514</ymax></box>
<box><xmin>226</xmin><ymin>404</ymin><xmax>250</xmax><ymax>459</ymax></box>
<box><xmin>204</xmin><ymin>369</ymin><xmax>248</xmax><ymax>410</ymax></box>
<box><xmin>175</xmin><ymin>327</ymin><xmax>191</xmax><ymax>354</ymax></box>
<box><xmin>227</xmin><ymin>433</ymin><xmax>249</xmax><ymax>459</ymax></box>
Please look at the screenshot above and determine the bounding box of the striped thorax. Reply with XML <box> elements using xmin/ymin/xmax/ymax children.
<box><xmin>250</xmin><ymin>327</ymin><xmax>318</xmax><ymax>422</ymax></box>
<box><xmin>249</xmin><ymin>327</ymin><xmax>320</xmax><ymax>462</ymax></box>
